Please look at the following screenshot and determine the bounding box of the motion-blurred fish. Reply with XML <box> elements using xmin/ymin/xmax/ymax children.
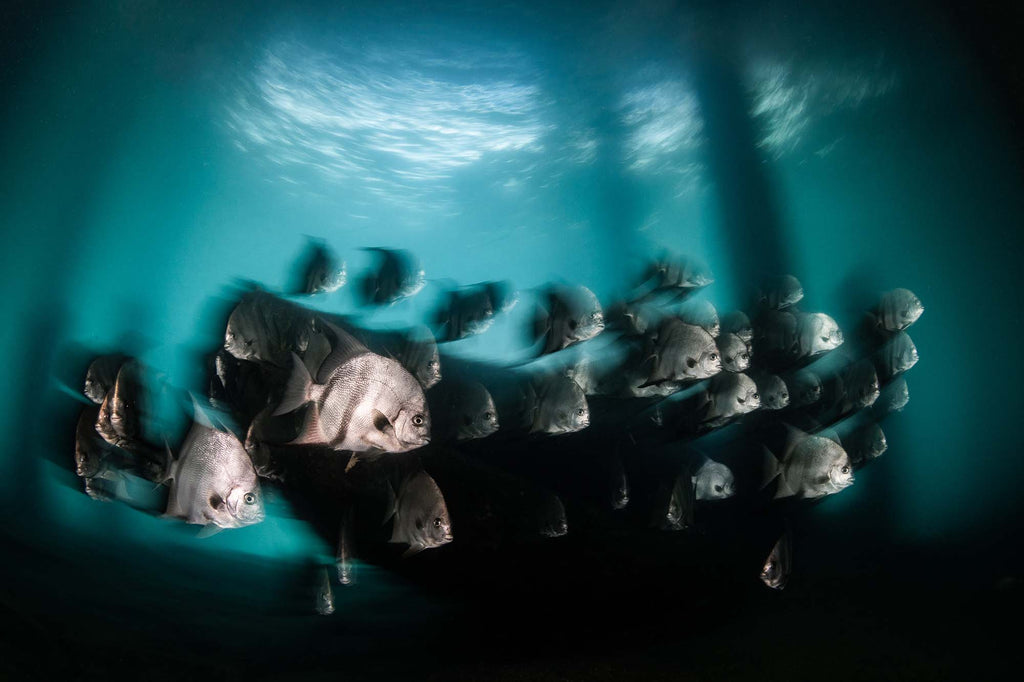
<box><xmin>760</xmin><ymin>531</ymin><xmax>792</xmax><ymax>590</ymax></box>
<box><xmin>762</xmin><ymin>427</ymin><xmax>854</xmax><ymax>499</ymax></box>
<box><xmin>716</xmin><ymin>333</ymin><xmax>751</xmax><ymax>373</ymax></box>
<box><xmin>224</xmin><ymin>290</ymin><xmax>314</xmax><ymax>366</ymax></box>
<box><xmin>523</xmin><ymin>374</ymin><xmax>589</xmax><ymax>435</ymax></box>
<box><xmin>720</xmin><ymin>310</ymin><xmax>753</xmax><ymax>345</ymax></box>
<box><xmin>538</xmin><ymin>494</ymin><xmax>569</xmax><ymax>538</ymax></box>
<box><xmin>758</xmin><ymin>274</ymin><xmax>804</xmax><ymax>310</ymax></box>
<box><xmin>273</xmin><ymin>322</ymin><xmax>430</xmax><ymax>454</ymax></box>
<box><xmin>794</xmin><ymin>312</ymin><xmax>843</xmax><ymax>358</ymax></box>
<box><xmin>165</xmin><ymin>399</ymin><xmax>265</xmax><ymax>529</ymax></box>
<box><xmin>435</xmin><ymin>281</ymin><xmax>516</xmax><ymax>342</ymax></box>
<box><xmin>75</xmin><ymin>406</ymin><xmax>132</xmax><ymax>500</ymax></box>
<box><xmin>83</xmin><ymin>354</ymin><xmax>128</xmax><ymax>404</ymax></box>
<box><xmin>638</xmin><ymin>251</ymin><xmax>713</xmax><ymax>300</ymax></box>
<box><xmin>874</xmin><ymin>376</ymin><xmax>910</xmax><ymax>416</ymax></box>
<box><xmin>388</xmin><ymin>469</ymin><xmax>453</xmax><ymax>557</ymax></box>
<box><xmin>755</xmin><ymin>373</ymin><xmax>790</xmax><ymax>410</ymax></box>
<box><xmin>433</xmin><ymin>380</ymin><xmax>499</xmax><ymax>441</ymax></box>
<box><xmin>639</xmin><ymin>317</ymin><xmax>720</xmax><ymax>388</ymax></box>
<box><xmin>841</xmin><ymin>359</ymin><xmax>880</xmax><ymax>410</ymax></box>
<box><xmin>692</xmin><ymin>456</ymin><xmax>736</xmax><ymax>500</ymax></box>
<box><xmin>678</xmin><ymin>299</ymin><xmax>720</xmax><ymax>338</ymax></box>
<box><xmin>532</xmin><ymin>284</ymin><xmax>605</xmax><ymax>355</ymax></box>
<box><xmin>845</xmin><ymin>421</ymin><xmax>888</xmax><ymax>466</ymax></box>
<box><xmin>874</xmin><ymin>288</ymin><xmax>924</xmax><ymax>332</ymax></box>
<box><xmin>659</xmin><ymin>472</ymin><xmax>695</xmax><ymax>531</ymax></box>
<box><xmin>96</xmin><ymin>359</ymin><xmax>144</xmax><ymax>449</ymax></box>
<box><xmin>701</xmin><ymin>372</ymin><xmax>760</xmax><ymax>427</ymax></box>
<box><xmin>359</xmin><ymin>247</ymin><xmax>426</xmax><ymax>305</ymax></box>
<box><xmin>875</xmin><ymin>332</ymin><xmax>918</xmax><ymax>381</ymax></box>
<box><xmin>300</xmin><ymin>241</ymin><xmax>346</xmax><ymax>295</ymax></box>
<box><xmin>787</xmin><ymin>370</ymin><xmax>822</xmax><ymax>408</ymax></box>
<box><xmin>314</xmin><ymin>567</ymin><xmax>335</xmax><ymax>615</ymax></box>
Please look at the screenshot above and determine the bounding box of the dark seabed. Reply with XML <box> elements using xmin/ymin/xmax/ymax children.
<box><xmin>1</xmin><ymin>0</ymin><xmax>1022</xmax><ymax>679</ymax></box>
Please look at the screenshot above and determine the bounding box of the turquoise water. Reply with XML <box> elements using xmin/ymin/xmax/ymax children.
<box><xmin>2</xmin><ymin>0</ymin><xmax>1022</xmax><ymax>677</ymax></box>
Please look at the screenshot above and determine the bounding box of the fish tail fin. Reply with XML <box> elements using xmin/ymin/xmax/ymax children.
<box><xmin>273</xmin><ymin>353</ymin><xmax>314</xmax><ymax>416</ymax></box>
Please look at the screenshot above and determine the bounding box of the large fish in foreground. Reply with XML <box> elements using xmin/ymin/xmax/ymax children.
<box><xmin>273</xmin><ymin>321</ymin><xmax>430</xmax><ymax>454</ymax></box>
<box><xmin>165</xmin><ymin>400</ymin><xmax>265</xmax><ymax>529</ymax></box>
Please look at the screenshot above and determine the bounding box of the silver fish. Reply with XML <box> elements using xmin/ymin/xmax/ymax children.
<box><xmin>660</xmin><ymin>474</ymin><xmax>695</xmax><ymax>531</ymax></box>
<box><xmin>611</xmin><ymin>461</ymin><xmax>630</xmax><ymax>510</ymax></box>
<box><xmin>451</xmin><ymin>381</ymin><xmax>500</xmax><ymax>441</ymax></box>
<box><xmin>359</xmin><ymin>247</ymin><xmax>426</xmax><ymax>305</ymax></box>
<box><xmin>692</xmin><ymin>456</ymin><xmax>736</xmax><ymax>500</ymax></box>
<box><xmin>532</xmin><ymin>284</ymin><xmax>605</xmax><ymax>355</ymax></box>
<box><xmin>842</xmin><ymin>360</ymin><xmax>880</xmax><ymax>410</ymax></box>
<box><xmin>75</xmin><ymin>407</ymin><xmax>131</xmax><ymax>500</ymax></box>
<box><xmin>755</xmin><ymin>373</ymin><xmax>790</xmax><ymax>410</ymax></box>
<box><xmin>760</xmin><ymin>531</ymin><xmax>792</xmax><ymax>590</ymax></box>
<box><xmin>846</xmin><ymin>422</ymin><xmax>888</xmax><ymax>466</ymax></box>
<box><xmin>762</xmin><ymin>427</ymin><xmax>854</xmax><ymax>499</ymax></box>
<box><xmin>83</xmin><ymin>354</ymin><xmax>128</xmax><ymax>404</ymax></box>
<box><xmin>702</xmin><ymin>372</ymin><xmax>760</xmax><ymax>427</ymax></box>
<box><xmin>388</xmin><ymin>469</ymin><xmax>453</xmax><ymax>557</ymax></box>
<box><xmin>165</xmin><ymin>399</ymin><xmax>265</xmax><ymax>529</ymax></box>
<box><xmin>875</xmin><ymin>288</ymin><xmax>924</xmax><ymax>332</ymax></box>
<box><xmin>639</xmin><ymin>317</ymin><xmax>721</xmax><ymax>388</ymax></box>
<box><xmin>875</xmin><ymin>332</ymin><xmax>918</xmax><ymax>381</ymax></box>
<box><xmin>273</xmin><ymin>322</ymin><xmax>430</xmax><ymax>454</ymax></box>
<box><xmin>538</xmin><ymin>494</ymin><xmax>568</xmax><ymax>538</ymax></box>
<box><xmin>436</xmin><ymin>281</ymin><xmax>515</xmax><ymax>341</ymax></box>
<box><xmin>640</xmin><ymin>251</ymin><xmax>714</xmax><ymax>298</ymax></box>
<box><xmin>314</xmin><ymin>567</ymin><xmax>335</xmax><ymax>615</ymax></box>
<box><xmin>678</xmin><ymin>299</ymin><xmax>720</xmax><ymax>338</ymax></box>
<box><xmin>794</xmin><ymin>312</ymin><xmax>843</xmax><ymax>357</ymax></box>
<box><xmin>875</xmin><ymin>376</ymin><xmax>910</xmax><ymax>415</ymax></box>
<box><xmin>302</xmin><ymin>242</ymin><xmax>346</xmax><ymax>295</ymax></box>
<box><xmin>396</xmin><ymin>326</ymin><xmax>442</xmax><ymax>391</ymax></box>
<box><xmin>95</xmin><ymin>360</ymin><xmax>144</xmax><ymax>449</ymax></box>
<box><xmin>759</xmin><ymin>274</ymin><xmax>804</xmax><ymax>310</ymax></box>
<box><xmin>787</xmin><ymin>370</ymin><xmax>822</xmax><ymax>408</ymax></box>
<box><xmin>720</xmin><ymin>310</ymin><xmax>753</xmax><ymax>345</ymax></box>
<box><xmin>717</xmin><ymin>332</ymin><xmax>751</xmax><ymax>373</ymax></box>
<box><xmin>224</xmin><ymin>290</ymin><xmax>314</xmax><ymax>366</ymax></box>
<box><xmin>524</xmin><ymin>374</ymin><xmax>590</xmax><ymax>435</ymax></box>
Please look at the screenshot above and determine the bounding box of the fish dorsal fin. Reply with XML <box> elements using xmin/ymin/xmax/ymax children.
<box><xmin>781</xmin><ymin>424</ymin><xmax>808</xmax><ymax>460</ymax></box>
<box><xmin>318</xmin><ymin>319</ymin><xmax>371</xmax><ymax>379</ymax></box>
<box><xmin>818</xmin><ymin>428</ymin><xmax>842</xmax><ymax>446</ymax></box>
<box><xmin>190</xmin><ymin>394</ymin><xmax>218</xmax><ymax>431</ymax></box>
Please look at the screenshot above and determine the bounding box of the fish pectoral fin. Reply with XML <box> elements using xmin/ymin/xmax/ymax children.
<box><xmin>401</xmin><ymin>544</ymin><xmax>425</xmax><ymax>559</ymax></box>
<box><xmin>344</xmin><ymin>453</ymin><xmax>360</xmax><ymax>473</ymax></box>
<box><xmin>196</xmin><ymin>524</ymin><xmax>223</xmax><ymax>539</ymax></box>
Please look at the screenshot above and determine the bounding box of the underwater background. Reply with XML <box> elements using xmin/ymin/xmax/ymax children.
<box><xmin>2</xmin><ymin>0</ymin><xmax>1022</xmax><ymax>679</ymax></box>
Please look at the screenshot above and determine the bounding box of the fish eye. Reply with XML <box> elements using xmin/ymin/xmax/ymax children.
<box><xmin>244</xmin><ymin>493</ymin><xmax>256</xmax><ymax>505</ymax></box>
<box><xmin>576</xmin><ymin>408</ymin><xmax>586</xmax><ymax>417</ymax></box>
<box><xmin>741</xmin><ymin>353</ymin><xmax>749</xmax><ymax>361</ymax></box>
<box><xmin>433</xmin><ymin>517</ymin><xmax>442</xmax><ymax>528</ymax></box>
<box><xmin>841</xmin><ymin>466</ymin><xmax>850</xmax><ymax>475</ymax></box>
<box><xmin>710</xmin><ymin>353</ymin><xmax>718</xmax><ymax>361</ymax></box>
<box><xmin>752</xmin><ymin>393</ymin><xmax>759</xmax><ymax>400</ymax></box>
<box><xmin>484</xmin><ymin>411</ymin><xmax>493</xmax><ymax>420</ymax></box>
<box><xmin>412</xmin><ymin>414</ymin><xmax>425</xmax><ymax>426</ymax></box>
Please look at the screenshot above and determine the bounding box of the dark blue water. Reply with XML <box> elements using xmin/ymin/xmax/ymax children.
<box><xmin>2</xmin><ymin>1</ymin><xmax>1022</xmax><ymax>678</ymax></box>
